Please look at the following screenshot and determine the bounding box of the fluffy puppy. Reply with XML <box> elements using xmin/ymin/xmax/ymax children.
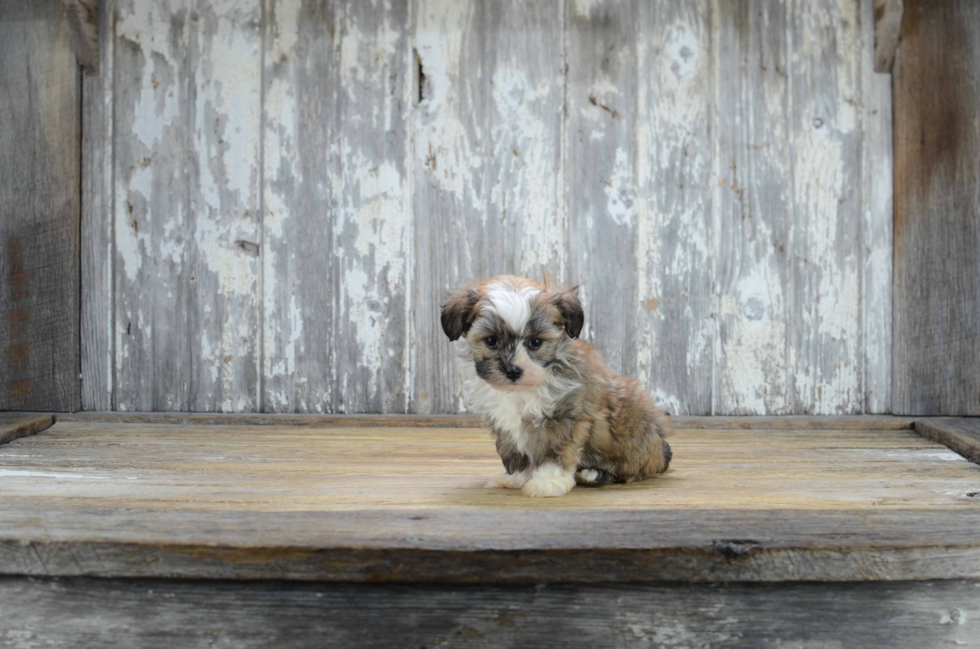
<box><xmin>441</xmin><ymin>275</ymin><xmax>672</xmax><ymax>497</ymax></box>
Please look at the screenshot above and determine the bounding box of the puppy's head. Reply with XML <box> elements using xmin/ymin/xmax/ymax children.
<box><xmin>441</xmin><ymin>276</ymin><xmax>584</xmax><ymax>392</ymax></box>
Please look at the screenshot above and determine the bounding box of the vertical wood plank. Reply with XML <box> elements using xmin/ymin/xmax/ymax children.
<box><xmin>113</xmin><ymin>0</ymin><xmax>263</xmax><ymax>411</ymax></box>
<box><xmin>634</xmin><ymin>0</ymin><xmax>714</xmax><ymax>415</ymax></box>
<box><xmin>0</xmin><ymin>0</ymin><xmax>81</xmax><ymax>411</ymax></box>
<box><xmin>893</xmin><ymin>0</ymin><xmax>980</xmax><ymax>415</ymax></box>
<box><xmin>262</xmin><ymin>0</ymin><xmax>412</xmax><ymax>413</ymax></box>
<box><xmin>412</xmin><ymin>0</ymin><xmax>566</xmax><ymax>413</ymax></box>
<box><xmin>787</xmin><ymin>0</ymin><xmax>863</xmax><ymax>413</ymax></box>
<box><xmin>565</xmin><ymin>0</ymin><xmax>638</xmax><ymax>380</ymax></box>
<box><xmin>713</xmin><ymin>0</ymin><xmax>793</xmax><ymax>415</ymax></box>
<box><xmin>861</xmin><ymin>0</ymin><xmax>893</xmax><ymax>413</ymax></box>
<box><xmin>81</xmin><ymin>0</ymin><xmax>115</xmax><ymax>410</ymax></box>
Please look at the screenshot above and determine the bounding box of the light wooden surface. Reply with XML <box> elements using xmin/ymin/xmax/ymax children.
<box><xmin>2</xmin><ymin>418</ymin><xmax>979</xmax><ymax>582</ymax></box>
<box><xmin>79</xmin><ymin>0</ymin><xmax>894</xmax><ymax>415</ymax></box>
<box><xmin>3</xmin><ymin>577</ymin><xmax>978</xmax><ymax>649</ymax></box>
<box><xmin>0</xmin><ymin>0</ymin><xmax>81</xmax><ymax>412</ymax></box>
<box><xmin>893</xmin><ymin>0</ymin><xmax>980</xmax><ymax>415</ymax></box>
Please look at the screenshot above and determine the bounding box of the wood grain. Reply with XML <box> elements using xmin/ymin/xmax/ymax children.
<box><xmin>0</xmin><ymin>415</ymin><xmax>53</xmax><ymax>445</ymax></box>
<box><xmin>893</xmin><ymin>0</ymin><xmax>980</xmax><ymax>415</ymax></box>
<box><xmin>262</xmin><ymin>0</ymin><xmax>412</xmax><ymax>414</ymax></box>
<box><xmin>873</xmin><ymin>0</ymin><xmax>903</xmax><ymax>73</ymax></box>
<box><xmin>634</xmin><ymin>0</ymin><xmax>714</xmax><ymax>415</ymax></box>
<box><xmin>81</xmin><ymin>0</ymin><xmax>115</xmax><ymax>411</ymax></box>
<box><xmin>63</xmin><ymin>0</ymin><xmax>100</xmax><ymax>72</ymax></box>
<box><xmin>915</xmin><ymin>418</ymin><xmax>980</xmax><ymax>465</ymax></box>
<box><xmin>72</xmin><ymin>0</ymin><xmax>896</xmax><ymax>415</ymax></box>
<box><xmin>1</xmin><ymin>420</ymin><xmax>978</xmax><ymax>582</ymax></box>
<box><xmin>565</xmin><ymin>0</ymin><xmax>638</xmax><ymax>383</ymax></box>
<box><xmin>54</xmin><ymin>411</ymin><xmax>917</xmax><ymax>429</ymax></box>
<box><xmin>2</xmin><ymin>577</ymin><xmax>978</xmax><ymax>648</ymax></box>
<box><xmin>861</xmin><ymin>0</ymin><xmax>894</xmax><ymax>414</ymax></box>
<box><xmin>113</xmin><ymin>0</ymin><xmax>263</xmax><ymax>412</ymax></box>
<box><xmin>412</xmin><ymin>0</ymin><xmax>566</xmax><ymax>413</ymax></box>
<box><xmin>0</xmin><ymin>0</ymin><xmax>81</xmax><ymax>412</ymax></box>
<box><xmin>713</xmin><ymin>0</ymin><xmax>794</xmax><ymax>415</ymax></box>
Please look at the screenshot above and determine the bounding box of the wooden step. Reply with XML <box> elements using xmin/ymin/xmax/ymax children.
<box><xmin>2</xmin><ymin>415</ymin><xmax>978</xmax><ymax>583</ymax></box>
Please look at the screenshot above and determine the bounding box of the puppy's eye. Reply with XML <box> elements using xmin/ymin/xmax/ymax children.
<box><xmin>484</xmin><ymin>336</ymin><xmax>499</xmax><ymax>349</ymax></box>
<box><xmin>527</xmin><ymin>338</ymin><xmax>542</xmax><ymax>350</ymax></box>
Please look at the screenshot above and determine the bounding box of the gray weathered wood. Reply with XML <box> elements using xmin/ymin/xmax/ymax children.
<box><xmin>262</xmin><ymin>0</ymin><xmax>413</xmax><ymax>414</ymax></box>
<box><xmin>862</xmin><ymin>0</ymin><xmax>894</xmax><ymax>413</ymax></box>
<box><xmin>633</xmin><ymin>0</ymin><xmax>714</xmax><ymax>415</ymax></box>
<box><xmin>915</xmin><ymin>418</ymin><xmax>980</xmax><ymax>465</ymax></box>
<box><xmin>0</xmin><ymin>0</ymin><xmax>81</xmax><ymax>412</ymax></box>
<box><xmin>893</xmin><ymin>0</ymin><xmax>980</xmax><ymax>416</ymax></box>
<box><xmin>714</xmin><ymin>0</ymin><xmax>794</xmax><ymax>415</ymax></box>
<box><xmin>54</xmin><ymin>411</ymin><xmax>917</xmax><ymax>429</ymax></box>
<box><xmin>0</xmin><ymin>415</ymin><xmax>53</xmax><ymax>445</ymax></box>
<box><xmin>565</xmin><ymin>0</ymin><xmax>638</xmax><ymax>383</ymax></box>
<box><xmin>788</xmin><ymin>0</ymin><xmax>864</xmax><ymax>414</ymax></box>
<box><xmin>2</xmin><ymin>419</ymin><xmax>979</xmax><ymax>582</ymax></box>
<box><xmin>413</xmin><ymin>0</ymin><xmax>566</xmax><ymax>413</ymax></box>
<box><xmin>62</xmin><ymin>0</ymin><xmax>100</xmax><ymax>72</ymax></box>
<box><xmin>873</xmin><ymin>0</ymin><xmax>903</xmax><ymax>73</ymax></box>
<box><xmin>75</xmin><ymin>0</ymin><xmax>894</xmax><ymax>415</ymax></box>
<box><xmin>112</xmin><ymin>0</ymin><xmax>263</xmax><ymax>411</ymax></box>
<box><xmin>2</xmin><ymin>577</ymin><xmax>978</xmax><ymax>648</ymax></box>
<box><xmin>80</xmin><ymin>0</ymin><xmax>114</xmax><ymax>411</ymax></box>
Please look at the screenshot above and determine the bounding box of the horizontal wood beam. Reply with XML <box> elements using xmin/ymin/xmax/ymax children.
<box><xmin>3</xmin><ymin>577</ymin><xmax>978</xmax><ymax>648</ymax></box>
<box><xmin>915</xmin><ymin>418</ymin><xmax>980</xmax><ymax>465</ymax></box>
<box><xmin>55</xmin><ymin>412</ymin><xmax>917</xmax><ymax>430</ymax></box>
<box><xmin>3</xmin><ymin>508</ymin><xmax>980</xmax><ymax>583</ymax></box>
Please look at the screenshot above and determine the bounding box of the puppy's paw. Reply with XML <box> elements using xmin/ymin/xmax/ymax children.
<box><xmin>521</xmin><ymin>464</ymin><xmax>575</xmax><ymax>498</ymax></box>
<box><xmin>575</xmin><ymin>468</ymin><xmax>600</xmax><ymax>485</ymax></box>
<box><xmin>484</xmin><ymin>472</ymin><xmax>529</xmax><ymax>489</ymax></box>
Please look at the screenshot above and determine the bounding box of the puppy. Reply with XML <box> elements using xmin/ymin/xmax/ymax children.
<box><xmin>441</xmin><ymin>275</ymin><xmax>672</xmax><ymax>497</ymax></box>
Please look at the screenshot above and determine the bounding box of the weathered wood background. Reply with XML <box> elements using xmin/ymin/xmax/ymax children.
<box><xmin>79</xmin><ymin>0</ymin><xmax>895</xmax><ymax>415</ymax></box>
<box><xmin>0</xmin><ymin>0</ymin><xmax>81</xmax><ymax>412</ymax></box>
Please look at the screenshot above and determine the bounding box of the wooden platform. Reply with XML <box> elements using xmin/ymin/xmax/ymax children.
<box><xmin>2</xmin><ymin>415</ymin><xmax>979</xmax><ymax>583</ymax></box>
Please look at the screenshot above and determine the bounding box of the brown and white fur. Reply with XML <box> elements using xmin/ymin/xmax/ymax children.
<box><xmin>441</xmin><ymin>275</ymin><xmax>672</xmax><ymax>497</ymax></box>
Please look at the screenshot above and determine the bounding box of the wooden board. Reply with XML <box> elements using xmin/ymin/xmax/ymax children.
<box><xmin>262</xmin><ymin>0</ymin><xmax>413</xmax><ymax>414</ymax></box>
<box><xmin>80</xmin><ymin>0</ymin><xmax>115</xmax><ymax>411</ymax></box>
<box><xmin>861</xmin><ymin>0</ymin><xmax>895</xmax><ymax>414</ymax></box>
<box><xmin>112</xmin><ymin>0</ymin><xmax>263</xmax><ymax>411</ymax></box>
<box><xmin>412</xmin><ymin>0</ymin><xmax>565</xmax><ymax>413</ymax></box>
<box><xmin>0</xmin><ymin>415</ymin><xmax>53</xmax><ymax>445</ymax></box>
<box><xmin>78</xmin><ymin>0</ymin><xmax>894</xmax><ymax>416</ymax></box>
<box><xmin>2</xmin><ymin>577</ymin><xmax>978</xmax><ymax>648</ymax></box>
<box><xmin>0</xmin><ymin>0</ymin><xmax>81</xmax><ymax>412</ymax></box>
<box><xmin>55</xmin><ymin>411</ymin><xmax>918</xmax><ymax>429</ymax></box>
<box><xmin>893</xmin><ymin>0</ymin><xmax>980</xmax><ymax>415</ymax></box>
<box><xmin>916</xmin><ymin>418</ymin><xmax>980</xmax><ymax>465</ymax></box>
<box><xmin>2</xmin><ymin>419</ymin><xmax>979</xmax><ymax>582</ymax></box>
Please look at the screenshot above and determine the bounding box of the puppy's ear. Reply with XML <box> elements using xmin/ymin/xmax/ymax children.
<box><xmin>553</xmin><ymin>288</ymin><xmax>584</xmax><ymax>338</ymax></box>
<box><xmin>441</xmin><ymin>286</ymin><xmax>481</xmax><ymax>341</ymax></box>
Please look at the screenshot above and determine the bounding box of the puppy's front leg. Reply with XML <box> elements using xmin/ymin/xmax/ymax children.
<box><xmin>521</xmin><ymin>419</ymin><xmax>588</xmax><ymax>498</ymax></box>
<box><xmin>486</xmin><ymin>434</ymin><xmax>531</xmax><ymax>489</ymax></box>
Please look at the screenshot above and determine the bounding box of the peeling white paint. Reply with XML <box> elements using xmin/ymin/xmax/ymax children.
<box><xmin>104</xmin><ymin>0</ymin><xmax>888</xmax><ymax>415</ymax></box>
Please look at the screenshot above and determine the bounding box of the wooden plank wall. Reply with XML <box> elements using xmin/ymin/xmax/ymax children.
<box><xmin>893</xmin><ymin>0</ymin><xmax>980</xmax><ymax>416</ymax></box>
<box><xmin>80</xmin><ymin>0</ymin><xmax>894</xmax><ymax>415</ymax></box>
<box><xmin>0</xmin><ymin>0</ymin><xmax>81</xmax><ymax>412</ymax></box>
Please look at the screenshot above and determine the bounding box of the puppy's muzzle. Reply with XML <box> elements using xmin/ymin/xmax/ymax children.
<box><xmin>502</xmin><ymin>363</ymin><xmax>523</xmax><ymax>382</ymax></box>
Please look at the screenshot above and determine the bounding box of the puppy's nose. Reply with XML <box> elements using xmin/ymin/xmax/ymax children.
<box><xmin>505</xmin><ymin>366</ymin><xmax>523</xmax><ymax>382</ymax></box>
